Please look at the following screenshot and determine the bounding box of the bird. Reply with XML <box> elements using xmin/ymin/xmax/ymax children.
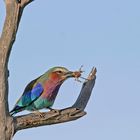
<box><xmin>10</xmin><ymin>66</ymin><xmax>82</xmax><ymax>116</ymax></box>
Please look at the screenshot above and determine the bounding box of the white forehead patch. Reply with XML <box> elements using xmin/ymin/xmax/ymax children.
<box><xmin>53</xmin><ymin>67</ymin><xmax>69</xmax><ymax>73</ymax></box>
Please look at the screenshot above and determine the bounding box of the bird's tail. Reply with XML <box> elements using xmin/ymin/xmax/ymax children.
<box><xmin>10</xmin><ymin>109</ymin><xmax>17</xmax><ymax>116</ymax></box>
<box><xmin>10</xmin><ymin>105</ymin><xmax>24</xmax><ymax>116</ymax></box>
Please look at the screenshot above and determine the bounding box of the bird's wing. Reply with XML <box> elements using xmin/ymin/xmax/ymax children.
<box><xmin>16</xmin><ymin>83</ymin><xmax>43</xmax><ymax>108</ymax></box>
<box><xmin>10</xmin><ymin>78</ymin><xmax>44</xmax><ymax>115</ymax></box>
<box><xmin>13</xmin><ymin>74</ymin><xmax>43</xmax><ymax>108</ymax></box>
<box><xmin>20</xmin><ymin>83</ymin><xmax>43</xmax><ymax>106</ymax></box>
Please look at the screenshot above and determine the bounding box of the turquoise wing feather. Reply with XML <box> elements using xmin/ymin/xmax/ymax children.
<box><xmin>10</xmin><ymin>80</ymin><xmax>44</xmax><ymax>115</ymax></box>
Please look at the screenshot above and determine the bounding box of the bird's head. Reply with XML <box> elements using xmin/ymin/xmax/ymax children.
<box><xmin>46</xmin><ymin>66</ymin><xmax>82</xmax><ymax>83</ymax></box>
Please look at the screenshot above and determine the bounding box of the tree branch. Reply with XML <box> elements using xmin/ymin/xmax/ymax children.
<box><xmin>20</xmin><ymin>0</ymin><xmax>34</xmax><ymax>8</ymax></box>
<box><xmin>14</xmin><ymin>108</ymin><xmax>86</xmax><ymax>132</ymax></box>
<box><xmin>0</xmin><ymin>0</ymin><xmax>34</xmax><ymax>117</ymax></box>
<box><xmin>14</xmin><ymin>68</ymin><xmax>97</xmax><ymax>133</ymax></box>
<box><xmin>72</xmin><ymin>67</ymin><xmax>97</xmax><ymax>110</ymax></box>
<box><xmin>0</xmin><ymin>0</ymin><xmax>34</xmax><ymax>139</ymax></box>
<box><xmin>0</xmin><ymin>0</ymin><xmax>97</xmax><ymax>139</ymax></box>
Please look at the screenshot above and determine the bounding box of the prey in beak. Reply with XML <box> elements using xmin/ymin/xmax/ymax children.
<box><xmin>63</xmin><ymin>65</ymin><xmax>88</xmax><ymax>82</ymax></box>
<box><xmin>64</xmin><ymin>71</ymin><xmax>82</xmax><ymax>78</ymax></box>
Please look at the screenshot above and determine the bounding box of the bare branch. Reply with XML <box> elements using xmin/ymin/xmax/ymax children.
<box><xmin>20</xmin><ymin>0</ymin><xmax>34</xmax><ymax>8</ymax></box>
<box><xmin>14</xmin><ymin>108</ymin><xmax>86</xmax><ymax>132</ymax></box>
<box><xmin>13</xmin><ymin>68</ymin><xmax>97</xmax><ymax>133</ymax></box>
<box><xmin>0</xmin><ymin>0</ymin><xmax>97</xmax><ymax>139</ymax></box>
<box><xmin>0</xmin><ymin>0</ymin><xmax>34</xmax><ymax>139</ymax></box>
<box><xmin>72</xmin><ymin>67</ymin><xmax>97</xmax><ymax>110</ymax></box>
<box><xmin>0</xmin><ymin>0</ymin><xmax>34</xmax><ymax>66</ymax></box>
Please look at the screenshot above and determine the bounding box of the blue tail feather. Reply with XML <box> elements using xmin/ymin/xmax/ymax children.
<box><xmin>10</xmin><ymin>105</ymin><xmax>25</xmax><ymax>116</ymax></box>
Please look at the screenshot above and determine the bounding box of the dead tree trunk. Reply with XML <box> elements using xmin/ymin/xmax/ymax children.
<box><xmin>0</xmin><ymin>0</ymin><xmax>27</xmax><ymax>139</ymax></box>
<box><xmin>0</xmin><ymin>0</ymin><xmax>97</xmax><ymax>139</ymax></box>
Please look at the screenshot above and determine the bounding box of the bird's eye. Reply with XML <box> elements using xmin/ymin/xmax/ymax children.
<box><xmin>56</xmin><ymin>70</ymin><xmax>62</xmax><ymax>74</ymax></box>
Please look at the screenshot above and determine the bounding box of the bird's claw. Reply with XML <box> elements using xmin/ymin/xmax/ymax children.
<box><xmin>33</xmin><ymin>111</ymin><xmax>45</xmax><ymax>118</ymax></box>
<box><xmin>47</xmin><ymin>107</ymin><xmax>60</xmax><ymax>114</ymax></box>
<box><xmin>51</xmin><ymin>109</ymin><xmax>60</xmax><ymax>114</ymax></box>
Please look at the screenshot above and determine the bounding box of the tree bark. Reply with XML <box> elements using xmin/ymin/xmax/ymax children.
<box><xmin>0</xmin><ymin>0</ymin><xmax>34</xmax><ymax>139</ymax></box>
<box><xmin>0</xmin><ymin>0</ymin><xmax>97</xmax><ymax>139</ymax></box>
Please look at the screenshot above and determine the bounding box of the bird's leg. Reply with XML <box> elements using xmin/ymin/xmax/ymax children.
<box><xmin>47</xmin><ymin>107</ymin><xmax>53</xmax><ymax>111</ymax></box>
<box><xmin>32</xmin><ymin>110</ymin><xmax>45</xmax><ymax>117</ymax></box>
<box><xmin>47</xmin><ymin>107</ymin><xmax>60</xmax><ymax>114</ymax></box>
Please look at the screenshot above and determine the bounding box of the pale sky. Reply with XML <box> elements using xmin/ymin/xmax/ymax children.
<box><xmin>0</xmin><ymin>0</ymin><xmax>140</xmax><ymax>140</ymax></box>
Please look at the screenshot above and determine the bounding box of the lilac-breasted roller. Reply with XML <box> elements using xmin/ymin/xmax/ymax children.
<box><xmin>10</xmin><ymin>66</ymin><xmax>81</xmax><ymax>115</ymax></box>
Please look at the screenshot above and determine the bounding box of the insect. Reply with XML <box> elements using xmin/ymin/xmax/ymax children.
<box><xmin>73</xmin><ymin>65</ymin><xmax>88</xmax><ymax>83</ymax></box>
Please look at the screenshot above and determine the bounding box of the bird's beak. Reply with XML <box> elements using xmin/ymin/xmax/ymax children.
<box><xmin>64</xmin><ymin>71</ymin><xmax>81</xmax><ymax>79</ymax></box>
<box><xmin>64</xmin><ymin>71</ymin><xmax>75</xmax><ymax>78</ymax></box>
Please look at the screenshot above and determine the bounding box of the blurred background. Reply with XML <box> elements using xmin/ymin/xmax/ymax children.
<box><xmin>0</xmin><ymin>0</ymin><xmax>140</xmax><ymax>140</ymax></box>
